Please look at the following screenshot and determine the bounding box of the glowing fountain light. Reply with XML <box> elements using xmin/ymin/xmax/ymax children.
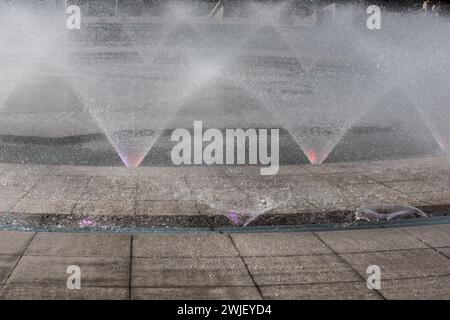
<box><xmin>118</xmin><ymin>152</ymin><xmax>147</xmax><ymax>169</ymax></box>
<box><xmin>99</xmin><ymin>16</ymin><xmax>241</xmax><ymax>167</ymax></box>
<box><xmin>226</xmin><ymin>8</ymin><xmax>387</xmax><ymax>165</ymax></box>
<box><xmin>232</xmin><ymin>22</ymin><xmax>385</xmax><ymax>164</ymax></box>
<box><xmin>228</xmin><ymin>210</ymin><xmax>243</xmax><ymax>225</ymax></box>
<box><xmin>79</xmin><ymin>217</ymin><xmax>96</xmax><ymax>227</ymax></box>
<box><xmin>111</xmin><ymin>129</ymin><xmax>159</xmax><ymax>168</ymax></box>
<box><xmin>305</xmin><ymin>149</ymin><xmax>324</xmax><ymax>165</ymax></box>
<box><xmin>68</xmin><ymin>55</ymin><xmax>188</xmax><ymax>168</ymax></box>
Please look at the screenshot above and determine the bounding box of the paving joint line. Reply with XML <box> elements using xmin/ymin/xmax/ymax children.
<box><xmin>312</xmin><ymin>231</ymin><xmax>387</xmax><ymax>300</ymax></box>
<box><xmin>401</xmin><ymin>227</ymin><xmax>450</xmax><ymax>260</ymax></box>
<box><xmin>131</xmin><ymin>284</ymin><xmax>261</xmax><ymax>289</ymax></box>
<box><xmin>128</xmin><ymin>234</ymin><xmax>133</xmax><ymax>300</ymax></box>
<box><xmin>0</xmin><ymin>232</ymin><xmax>38</xmax><ymax>297</ymax></box>
<box><xmin>226</xmin><ymin>233</ymin><xmax>264</xmax><ymax>300</ymax></box>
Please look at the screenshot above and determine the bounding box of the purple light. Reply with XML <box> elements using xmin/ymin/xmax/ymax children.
<box><xmin>118</xmin><ymin>152</ymin><xmax>146</xmax><ymax>168</ymax></box>
<box><xmin>80</xmin><ymin>218</ymin><xmax>95</xmax><ymax>227</ymax></box>
<box><xmin>228</xmin><ymin>210</ymin><xmax>241</xmax><ymax>225</ymax></box>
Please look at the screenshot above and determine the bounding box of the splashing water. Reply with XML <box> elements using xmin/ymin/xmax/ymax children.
<box><xmin>194</xmin><ymin>175</ymin><xmax>291</xmax><ymax>226</ymax></box>
<box><xmin>226</xmin><ymin>8</ymin><xmax>389</xmax><ymax>165</ymax></box>
<box><xmin>358</xmin><ymin>13</ymin><xmax>450</xmax><ymax>156</ymax></box>
<box><xmin>1</xmin><ymin>3</ymin><xmax>450</xmax><ymax>170</ymax></box>
<box><xmin>356</xmin><ymin>204</ymin><xmax>427</xmax><ymax>222</ymax></box>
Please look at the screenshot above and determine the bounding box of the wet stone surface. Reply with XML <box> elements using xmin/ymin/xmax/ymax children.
<box><xmin>0</xmin><ymin>157</ymin><xmax>448</xmax><ymax>229</ymax></box>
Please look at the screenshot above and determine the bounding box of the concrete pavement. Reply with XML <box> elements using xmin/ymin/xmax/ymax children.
<box><xmin>0</xmin><ymin>223</ymin><xmax>449</xmax><ymax>300</ymax></box>
<box><xmin>0</xmin><ymin>156</ymin><xmax>449</xmax><ymax>228</ymax></box>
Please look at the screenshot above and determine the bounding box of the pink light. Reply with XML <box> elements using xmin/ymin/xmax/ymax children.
<box><xmin>80</xmin><ymin>218</ymin><xmax>95</xmax><ymax>227</ymax></box>
<box><xmin>304</xmin><ymin>148</ymin><xmax>331</xmax><ymax>165</ymax></box>
<box><xmin>307</xmin><ymin>149</ymin><xmax>319</xmax><ymax>164</ymax></box>
<box><xmin>118</xmin><ymin>152</ymin><xmax>146</xmax><ymax>168</ymax></box>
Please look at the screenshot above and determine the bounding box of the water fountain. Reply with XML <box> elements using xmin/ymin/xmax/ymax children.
<box><xmin>355</xmin><ymin>12</ymin><xmax>450</xmax><ymax>157</ymax></box>
<box><xmin>1</xmin><ymin>2</ymin><xmax>450</xmax><ymax>230</ymax></box>
<box><xmin>400</xmin><ymin>60</ymin><xmax>450</xmax><ymax>155</ymax></box>
<box><xmin>227</xmin><ymin>9</ymin><xmax>389</xmax><ymax>165</ymax></box>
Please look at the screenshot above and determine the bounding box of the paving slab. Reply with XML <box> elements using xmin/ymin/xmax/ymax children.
<box><xmin>403</xmin><ymin>225</ymin><xmax>450</xmax><ymax>248</ymax></box>
<box><xmin>135</xmin><ymin>200</ymin><xmax>198</xmax><ymax>216</ymax></box>
<box><xmin>80</xmin><ymin>188</ymin><xmax>137</xmax><ymax>201</ymax></box>
<box><xmin>267</xmin><ymin>200</ymin><xmax>318</xmax><ymax>215</ymax></box>
<box><xmin>303</xmin><ymin>162</ymin><xmax>370</xmax><ymax>174</ymax></box>
<box><xmin>0</xmin><ymin>226</ymin><xmax>449</xmax><ymax>299</ymax></box>
<box><xmin>0</xmin><ymin>284</ymin><xmax>129</xmax><ymax>300</ymax></box>
<box><xmin>383</xmin><ymin>191</ymin><xmax>450</xmax><ymax>206</ymax></box>
<box><xmin>315</xmin><ymin>228</ymin><xmax>427</xmax><ymax>253</ymax></box>
<box><xmin>137</xmin><ymin>166</ymin><xmax>217</xmax><ymax>178</ymax></box>
<box><xmin>260</xmin><ymin>282</ymin><xmax>382</xmax><ymax>300</ymax></box>
<box><xmin>131</xmin><ymin>287</ymin><xmax>261</xmax><ymax>300</ymax></box>
<box><xmin>131</xmin><ymin>257</ymin><xmax>253</xmax><ymax>287</ymax></box>
<box><xmin>338</xmin><ymin>183</ymin><xmax>413</xmax><ymax>204</ymax></box>
<box><xmin>305</xmin><ymin>193</ymin><xmax>359</xmax><ymax>212</ymax></box>
<box><xmin>431</xmin><ymin>177</ymin><xmax>450</xmax><ymax>192</ymax></box>
<box><xmin>73</xmin><ymin>200</ymin><xmax>135</xmax><ymax>216</ymax></box>
<box><xmin>7</xmin><ymin>256</ymin><xmax>129</xmax><ymax>287</ymax></box>
<box><xmin>48</xmin><ymin>165</ymin><xmax>132</xmax><ymax>177</ymax></box>
<box><xmin>275</xmin><ymin>166</ymin><xmax>311</xmax><ymax>176</ymax></box>
<box><xmin>390</xmin><ymin>168</ymin><xmax>450</xmax><ymax>182</ymax></box>
<box><xmin>418</xmin><ymin>192</ymin><xmax>450</xmax><ymax>205</ymax></box>
<box><xmin>385</xmin><ymin>180</ymin><xmax>447</xmax><ymax>195</ymax></box>
<box><xmin>0</xmin><ymin>232</ymin><xmax>35</xmax><ymax>255</ymax></box>
<box><xmin>362</xmin><ymin>168</ymin><xmax>412</xmax><ymax>182</ymax></box>
<box><xmin>0</xmin><ymin>195</ymin><xmax>18</xmax><ymax>212</ymax></box>
<box><xmin>379</xmin><ymin>276</ymin><xmax>450</xmax><ymax>300</ymax></box>
<box><xmin>323</xmin><ymin>173</ymin><xmax>378</xmax><ymax>186</ymax></box>
<box><xmin>274</xmin><ymin>175</ymin><xmax>336</xmax><ymax>189</ymax></box>
<box><xmin>133</xmin><ymin>234</ymin><xmax>238</xmax><ymax>258</ymax></box>
<box><xmin>25</xmin><ymin>233</ymin><xmax>131</xmax><ymax>258</ymax></box>
<box><xmin>137</xmin><ymin>177</ymin><xmax>192</xmax><ymax>201</ymax></box>
<box><xmin>11</xmin><ymin>198</ymin><xmax>76</xmax><ymax>214</ymax></box>
<box><xmin>1</xmin><ymin>157</ymin><xmax>450</xmax><ymax>227</ymax></box>
<box><xmin>0</xmin><ymin>157</ymin><xmax>450</xmax><ymax>227</ymax></box>
<box><xmin>0</xmin><ymin>187</ymin><xmax>31</xmax><ymax>202</ymax></box>
<box><xmin>81</xmin><ymin>177</ymin><xmax>137</xmax><ymax>201</ymax></box>
<box><xmin>340</xmin><ymin>249</ymin><xmax>450</xmax><ymax>280</ymax></box>
<box><xmin>0</xmin><ymin>174</ymin><xmax>41</xmax><ymax>190</ymax></box>
<box><xmin>26</xmin><ymin>176</ymin><xmax>90</xmax><ymax>201</ymax></box>
<box><xmin>0</xmin><ymin>164</ymin><xmax>14</xmax><ymax>175</ymax></box>
<box><xmin>244</xmin><ymin>255</ymin><xmax>360</xmax><ymax>286</ymax></box>
<box><xmin>85</xmin><ymin>176</ymin><xmax>137</xmax><ymax>190</ymax></box>
<box><xmin>5</xmin><ymin>165</ymin><xmax>51</xmax><ymax>177</ymax></box>
<box><xmin>230</xmin><ymin>232</ymin><xmax>332</xmax><ymax>256</ymax></box>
